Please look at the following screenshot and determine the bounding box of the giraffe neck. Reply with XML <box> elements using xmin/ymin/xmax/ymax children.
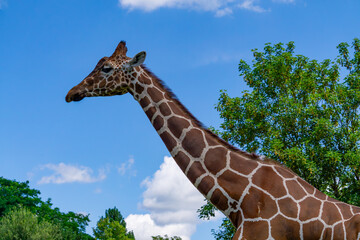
<box><xmin>129</xmin><ymin>66</ymin><xmax>254</xmax><ymax>220</ymax></box>
<box><xmin>127</xmin><ymin>67</ymin><xmax>360</xmax><ymax>237</ymax></box>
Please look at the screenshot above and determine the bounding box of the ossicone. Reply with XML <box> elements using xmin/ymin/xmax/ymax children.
<box><xmin>112</xmin><ymin>41</ymin><xmax>128</xmax><ymax>56</ymax></box>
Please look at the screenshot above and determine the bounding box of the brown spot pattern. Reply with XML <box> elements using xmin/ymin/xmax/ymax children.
<box><xmin>252</xmin><ymin>166</ymin><xmax>287</xmax><ymax>198</ymax></box>
<box><xmin>153</xmin><ymin>115</ymin><xmax>164</xmax><ymax>131</ymax></box>
<box><xmin>147</xmin><ymin>87</ymin><xmax>163</xmax><ymax>103</ymax></box>
<box><xmin>210</xmin><ymin>189</ymin><xmax>229</xmax><ymax>211</ymax></box>
<box><xmin>297</xmin><ymin>177</ymin><xmax>315</xmax><ymax>195</ymax></box>
<box><xmin>338</xmin><ymin>203</ymin><xmax>354</xmax><ymax>220</ymax></box>
<box><xmin>135</xmin><ymin>83</ymin><xmax>144</xmax><ymax>94</ymax></box>
<box><xmin>230</xmin><ymin>152</ymin><xmax>258</xmax><ymax>175</ymax></box>
<box><xmin>197</xmin><ymin>176</ymin><xmax>215</xmax><ymax>195</ymax></box>
<box><xmin>314</xmin><ymin>189</ymin><xmax>327</xmax><ymax>200</ymax></box>
<box><xmin>174</xmin><ymin>151</ymin><xmax>190</xmax><ymax>172</ymax></box>
<box><xmin>182</xmin><ymin>129</ymin><xmax>205</xmax><ymax>158</ymax></box>
<box><xmin>302</xmin><ymin>220</ymin><xmax>324</xmax><ymax>239</ymax></box>
<box><xmin>167</xmin><ymin>116</ymin><xmax>190</xmax><ymax>139</ymax></box>
<box><xmin>322</xmin><ymin>202</ymin><xmax>342</xmax><ymax>225</ymax></box>
<box><xmin>298</xmin><ymin>197</ymin><xmax>321</xmax><ymax>221</ymax></box>
<box><xmin>333</xmin><ymin>223</ymin><xmax>344</xmax><ymax>239</ymax></box>
<box><xmin>229</xmin><ymin>211</ymin><xmax>242</xmax><ymax>227</ymax></box>
<box><xmin>139</xmin><ymin>74</ymin><xmax>151</xmax><ymax>84</ymax></box>
<box><xmin>99</xmin><ymin>80</ymin><xmax>106</xmax><ymax>88</ymax></box>
<box><xmin>187</xmin><ymin>162</ymin><xmax>206</xmax><ymax>184</ymax></box>
<box><xmin>204</xmin><ymin>147</ymin><xmax>227</xmax><ymax>175</ymax></box>
<box><xmin>168</xmin><ymin>101</ymin><xmax>183</xmax><ymax>115</ymax></box>
<box><xmin>218</xmin><ymin>170</ymin><xmax>249</xmax><ymax>201</ymax></box>
<box><xmin>274</xmin><ymin>166</ymin><xmax>294</xmax><ymax>178</ymax></box>
<box><xmin>322</xmin><ymin>228</ymin><xmax>332</xmax><ymax>239</ymax></box>
<box><xmin>145</xmin><ymin>107</ymin><xmax>156</xmax><ymax>120</ymax></box>
<box><xmin>278</xmin><ymin>197</ymin><xmax>298</xmax><ymax>218</ymax></box>
<box><xmin>353</xmin><ymin>206</ymin><xmax>360</xmax><ymax>214</ymax></box>
<box><xmin>140</xmin><ymin>96</ymin><xmax>150</xmax><ymax>108</ymax></box>
<box><xmin>286</xmin><ymin>180</ymin><xmax>306</xmax><ymax>200</ymax></box>
<box><xmin>243</xmin><ymin>221</ymin><xmax>269</xmax><ymax>239</ymax></box>
<box><xmin>160</xmin><ymin>131</ymin><xmax>176</xmax><ymax>152</ymax></box>
<box><xmin>328</xmin><ymin>197</ymin><xmax>341</xmax><ymax>203</ymax></box>
<box><xmin>271</xmin><ymin>215</ymin><xmax>301</xmax><ymax>240</ymax></box>
<box><xmin>345</xmin><ymin>215</ymin><xmax>360</xmax><ymax>239</ymax></box>
<box><xmin>205</xmin><ymin>133</ymin><xmax>219</xmax><ymax>146</ymax></box>
<box><xmin>159</xmin><ymin>103</ymin><xmax>171</xmax><ymax>116</ymax></box>
<box><xmin>241</xmin><ymin>187</ymin><xmax>277</xmax><ymax>219</ymax></box>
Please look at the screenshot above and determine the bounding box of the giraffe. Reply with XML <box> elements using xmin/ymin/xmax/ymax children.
<box><xmin>66</xmin><ymin>41</ymin><xmax>360</xmax><ymax>239</ymax></box>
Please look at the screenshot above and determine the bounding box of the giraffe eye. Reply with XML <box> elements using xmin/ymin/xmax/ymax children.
<box><xmin>101</xmin><ymin>65</ymin><xmax>113</xmax><ymax>73</ymax></box>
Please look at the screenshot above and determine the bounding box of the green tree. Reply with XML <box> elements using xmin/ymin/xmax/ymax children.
<box><xmin>0</xmin><ymin>177</ymin><xmax>42</xmax><ymax>217</ymax></box>
<box><xmin>0</xmin><ymin>177</ymin><xmax>93</xmax><ymax>239</ymax></box>
<box><xmin>199</xmin><ymin>39</ymin><xmax>360</xmax><ymax>239</ymax></box>
<box><xmin>104</xmin><ymin>207</ymin><xmax>127</xmax><ymax>227</ymax></box>
<box><xmin>37</xmin><ymin>200</ymin><xmax>93</xmax><ymax>240</ymax></box>
<box><xmin>211</xmin><ymin>219</ymin><xmax>236</xmax><ymax>240</ymax></box>
<box><xmin>151</xmin><ymin>235</ymin><xmax>182</xmax><ymax>240</ymax></box>
<box><xmin>0</xmin><ymin>206</ymin><xmax>62</xmax><ymax>240</ymax></box>
<box><xmin>93</xmin><ymin>207</ymin><xmax>135</xmax><ymax>240</ymax></box>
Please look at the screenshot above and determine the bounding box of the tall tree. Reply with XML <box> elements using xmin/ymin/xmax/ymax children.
<box><xmin>93</xmin><ymin>207</ymin><xmax>135</xmax><ymax>240</ymax></box>
<box><xmin>199</xmin><ymin>38</ymin><xmax>360</xmax><ymax>239</ymax></box>
<box><xmin>0</xmin><ymin>177</ymin><xmax>42</xmax><ymax>216</ymax></box>
<box><xmin>0</xmin><ymin>206</ymin><xmax>62</xmax><ymax>240</ymax></box>
<box><xmin>0</xmin><ymin>177</ymin><xmax>93</xmax><ymax>239</ymax></box>
<box><xmin>104</xmin><ymin>207</ymin><xmax>127</xmax><ymax>227</ymax></box>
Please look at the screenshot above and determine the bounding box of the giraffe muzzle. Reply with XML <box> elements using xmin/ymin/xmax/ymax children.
<box><xmin>65</xmin><ymin>92</ymin><xmax>85</xmax><ymax>102</ymax></box>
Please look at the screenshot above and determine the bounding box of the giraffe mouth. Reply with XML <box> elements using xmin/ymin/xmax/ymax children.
<box><xmin>65</xmin><ymin>92</ymin><xmax>85</xmax><ymax>102</ymax></box>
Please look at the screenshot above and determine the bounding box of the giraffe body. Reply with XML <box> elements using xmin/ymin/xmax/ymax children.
<box><xmin>66</xmin><ymin>41</ymin><xmax>360</xmax><ymax>239</ymax></box>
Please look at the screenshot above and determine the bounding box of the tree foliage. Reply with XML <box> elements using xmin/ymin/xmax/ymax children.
<box><xmin>198</xmin><ymin>38</ymin><xmax>360</xmax><ymax>239</ymax></box>
<box><xmin>211</xmin><ymin>219</ymin><xmax>236</xmax><ymax>240</ymax></box>
<box><xmin>0</xmin><ymin>177</ymin><xmax>42</xmax><ymax>217</ymax></box>
<box><xmin>0</xmin><ymin>206</ymin><xmax>62</xmax><ymax>240</ymax></box>
<box><xmin>0</xmin><ymin>177</ymin><xmax>93</xmax><ymax>239</ymax></box>
<box><xmin>93</xmin><ymin>207</ymin><xmax>135</xmax><ymax>240</ymax></box>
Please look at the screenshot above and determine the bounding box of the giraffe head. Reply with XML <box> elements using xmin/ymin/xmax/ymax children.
<box><xmin>65</xmin><ymin>41</ymin><xmax>146</xmax><ymax>102</ymax></box>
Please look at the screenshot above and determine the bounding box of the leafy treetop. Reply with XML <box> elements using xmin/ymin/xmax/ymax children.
<box><xmin>0</xmin><ymin>177</ymin><xmax>93</xmax><ymax>239</ymax></box>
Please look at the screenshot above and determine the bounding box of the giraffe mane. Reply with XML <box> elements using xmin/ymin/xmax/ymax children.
<box><xmin>140</xmin><ymin>65</ymin><xmax>284</xmax><ymax>166</ymax></box>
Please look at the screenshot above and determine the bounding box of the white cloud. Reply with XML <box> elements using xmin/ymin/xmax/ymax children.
<box><xmin>118</xmin><ymin>157</ymin><xmax>136</xmax><ymax>176</ymax></box>
<box><xmin>215</xmin><ymin>7</ymin><xmax>233</xmax><ymax>17</ymax></box>
<box><xmin>118</xmin><ymin>0</ymin><xmax>268</xmax><ymax>16</ymax></box>
<box><xmin>238</xmin><ymin>0</ymin><xmax>268</xmax><ymax>13</ymax></box>
<box><xmin>119</xmin><ymin>0</ymin><xmax>226</xmax><ymax>12</ymax></box>
<box><xmin>38</xmin><ymin>163</ymin><xmax>106</xmax><ymax>184</ymax></box>
<box><xmin>119</xmin><ymin>0</ymin><xmax>295</xmax><ymax>14</ymax></box>
<box><xmin>119</xmin><ymin>0</ymin><xmax>295</xmax><ymax>15</ymax></box>
<box><xmin>126</xmin><ymin>214</ymin><xmax>195</xmax><ymax>240</ymax></box>
<box><xmin>125</xmin><ymin>156</ymin><xmax>206</xmax><ymax>240</ymax></box>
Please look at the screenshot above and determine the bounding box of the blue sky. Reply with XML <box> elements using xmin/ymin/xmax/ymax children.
<box><xmin>0</xmin><ymin>0</ymin><xmax>359</xmax><ymax>239</ymax></box>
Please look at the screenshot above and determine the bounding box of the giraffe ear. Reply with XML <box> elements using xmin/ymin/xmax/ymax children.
<box><xmin>127</xmin><ymin>51</ymin><xmax>146</xmax><ymax>68</ymax></box>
